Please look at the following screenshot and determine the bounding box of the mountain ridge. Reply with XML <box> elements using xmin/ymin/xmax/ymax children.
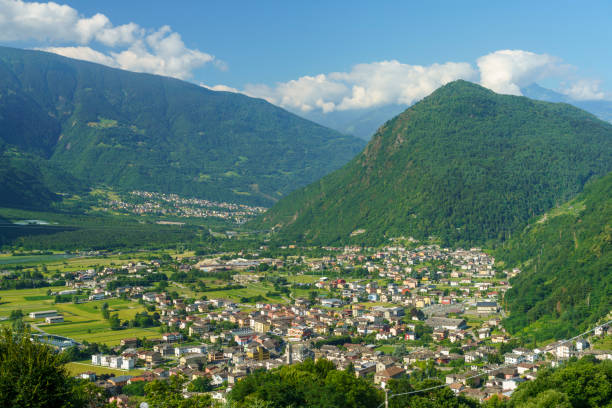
<box><xmin>0</xmin><ymin>46</ymin><xmax>365</xmax><ymax>208</ymax></box>
<box><xmin>295</xmin><ymin>83</ymin><xmax>612</xmax><ymax>141</ymax></box>
<box><xmin>254</xmin><ymin>80</ymin><xmax>612</xmax><ymax>246</ymax></box>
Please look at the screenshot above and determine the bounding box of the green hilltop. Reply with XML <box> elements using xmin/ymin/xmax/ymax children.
<box><xmin>254</xmin><ymin>80</ymin><xmax>612</xmax><ymax>246</ymax></box>
<box><xmin>0</xmin><ymin>46</ymin><xmax>365</xmax><ymax>208</ymax></box>
<box><xmin>499</xmin><ymin>171</ymin><xmax>612</xmax><ymax>341</ymax></box>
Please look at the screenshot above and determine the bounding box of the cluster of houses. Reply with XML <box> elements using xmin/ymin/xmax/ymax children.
<box><xmin>105</xmin><ymin>190</ymin><xmax>266</xmax><ymax>223</ymax></box>
<box><xmin>44</xmin><ymin>244</ymin><xmax>611</xmax><ymax>405</ymax></box>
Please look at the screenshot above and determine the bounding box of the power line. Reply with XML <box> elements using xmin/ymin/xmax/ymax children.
<box><xmin>377</xmin><ymin>318</ymin><xmax>612</xmax><ymax>408</ymax></box>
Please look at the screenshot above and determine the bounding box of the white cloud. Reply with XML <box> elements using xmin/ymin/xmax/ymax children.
<box><xmin>477</xmin><ymin>50</ymin><xmax>566</xmax><ymax>95</ymax></box>
<box><xmin>108</xmin><ymin>27</ymin><xmax>215</xmax><ymax>79</ymax></box>
<box><xmin>41</xmin><ymin>45</ymin><xmax>118</xmax><ymax>67</ymax></box>
<box><xmin>201</xmin><ymin>83</ymin><xmax>242</xmax><ymax>93</ymax></box>
<box><xmin>561</xmin><ymin>79</ymin><xmax>606</xmax><ymax>101</ymax></box>
<box><xmin>238</xmin><ymin>61</ymin><xmax>477</xmax><ymax>113</ymax></box>
<box><xmin>0</xmin><ymin>0</ymin><xmax>221</xmax><ymax>79</ymax></box>
<box><xmin>217</xmin><ymin>49</ymin><xmax>606</xmax><ymax>114</ymax></box>
<box><xmin>332</xmin><ymin>61</ymin><xmax>477</xmax><ymax>110</ymax></box>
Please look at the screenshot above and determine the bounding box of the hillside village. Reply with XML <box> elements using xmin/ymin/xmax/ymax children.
<box><xmin>18</xmin><ymin>244</ymin><xmax>612</xmax><ymax>406</ymax></box>
<box><xmin>102</xmin><ymin>190</ymin><xmax>267</xmax><ymax>224</ymax></box>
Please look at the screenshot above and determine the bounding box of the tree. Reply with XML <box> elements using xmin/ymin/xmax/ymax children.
<box><xmin>109</xmin><ymin>314</ymin><xmax>122</xmax><ymax>330</ymax></box>
<box><xmin>0</xmin><ymin>328</ymin><xmax>89</xmax><ymax>407</ymax></box>
<box><xmin>187</xmin><ymin>376</ymin><xmax>211</xmax><ymax>392</ymax></box>
<box><xmin>101</xmin><ymin>303</ymin><xmax>110</xmax><ymax>320</ymax></box>
<box><xmin>393</xmin><ymin>343</ymin><xmax>407</xmax><ymax>359</ymax></box>
<box><xmin>145</xmin><ymin>375</ymin><xmax>211</xmax><ymax>408</ymax></box>
<box><xmin>9</xmin><ymin>309</ymin><xmax>23</xmax><ymax>320</ymax></box>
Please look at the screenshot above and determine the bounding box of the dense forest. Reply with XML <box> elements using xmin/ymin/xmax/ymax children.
<box><xmin>499</xmin><ymin>171</ymin><xmax>612</xmax><ymax>341</ymax></box>
<box><xmin>0</xmin><ymin>46</ymin><xmax>364</xmax><ymax>208</ymax></box>
<box><xmin>254</xmin><ymin>80</ymin><xmax>612</xmax><ymax>246</ymax></box>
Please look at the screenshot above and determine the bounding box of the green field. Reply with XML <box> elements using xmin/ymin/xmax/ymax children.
<box><xmin>65</xmin><ymin>360</ymin><xmax>145</xmax><ymax>376</ymax></box>
<box><xmin>0</xmin><ymin>254</ymin><xmax>75</xmax><ymax>265</ymax></box>
<box><xmin>375</xmin><ymin>345</ymin><xmax>396</xmax><ymax>354</ymax></box>
<box><xmin>205</xmin><ymin>282</ymin><xmax>289</xmax><ymax>303</ymax></box>
<box><xmin>0</xmin><ymin>287</ymin><xmax>161</xmax><ymax>345</ymax></box>
<box><xmin>592</xmin><ymin>335</ymin><xmax>612</xmax><ymax>351</ymax></box>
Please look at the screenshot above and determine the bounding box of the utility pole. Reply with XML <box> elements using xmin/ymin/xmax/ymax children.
<box><xmin>385</xmin><ymin>388</ymin><xmax>389</xmax><ymax>408</ymax></box>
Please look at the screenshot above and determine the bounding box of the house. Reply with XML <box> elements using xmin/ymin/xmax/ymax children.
<box><xmin>211</xmin><ymin>371</ymin><xmax>228</xmax><ymax>386</ymax></box>
<box><xmin>374</xmin><ymin>366</ymin><xmax>405</xmax><ymax>386</ymax></box>
<box><xmin>232</xmin><ymin>328</ymin><xmax>257</xmax><ymax>345</ymax></box>
<box><xmin>108</xmin><ymin>376</ymin><xmax>132</xmax><ymax>387</ymax></box>
<box><xmin>253</xmin><ymin>319</ymin><xmax>271</xmax><ymax>333</ymax></box>
<box><xmin>321</xmin><ymin>298</ymin><xmax>342</xmax><ymax>307</ymax></box>
<box><xmin>477</xmin><ymin>327</ymin><xmax>491</xmax><ymax>339</ymax></box>
<box><xmin>121</xmin><ymin>357</ymin><xmax>135</xmax><ymax>370</ymax></box>
<box><xmin>180</xmin><ymin>353</ymin><xmax>207</xmax><ymax>368</ymax></box>
<box><xmin>449</xmin><ymin>383</ymin><xmax>465</xmax><ymax>394</ymax></box>
<box><xmin>246</xmin><ymin>345</ymin><xmax>270</xmax><ymax>361</ymax></box>
<box><xmin>575</xmin><ymin>339</ymin><xmax>589</xmax><ymax>351</ymax></box>
<box><xmin>556</xmin><ymin>344</ymin><xmax>573</xmax><ymax>359</ymax></box>
<box><xmin>120</xmin><ymin>338</ymin><xmax>139</xmax><ymax>347</ymax></box>
<box><xmin>425</xmin><ymin>317</ymin><xmax>467</xmax><ymax>331</ymax></box>
<box><xmin>28</xmin><ymin>310</ymin><xmax>58</xmax><ymax>319</ymax></box>
<box><xmin>100</xmin><ymin>355</ymin><xmax>111</xmax><ymax>367</ymax></box>
<box><xmin>109</xmin><ymin>356</ymin><xmax>123</xmax><ymax>369</ymax></box>
<box><xmin>476</xmin><ymin>302</ymin><xmax>498</xmax><ymax>314</ymax></box>
<box><xmin>502</xmin><ymin>377</ymin><xmax>526</xmax><ymax>392</ymax></box>
<box><xmin>189</xmin><ymin>322</ymin><xmax>211</xmax><ymax>337</ymax></box>
<box><xmin>354</xmin><ymin>362</ymin><xmax>377</xmax><ymax>378</ymax></box>
<box><xmin>504</xmin><ymin>353</ymin><xmax>524</xmax><ymax>365</ymax></box>
<box><xmin>162</xmin><ymin>332</ymin><xmax>183</xmax><ymax>342</ymax></box>
<box><xmin>80</xmin><ymin>371</ymin><xmax>96</xmax><ymax>381</ymax></box>
<box><xmin>45</xmin><ymin>315</ymin><xmax>64</xmax><ymax>324</ymax></box>
<box><xmin>287</xmin><ymin>326</ymin><xmax>312</xmax><ymax>341</ymax></box>
<box><xmin>91</xmin><ymin>354</ymin><xmax>103</xmax><ymax>365</ymax></box>
<box><xmin>404</xmin><ymin>332</ymin><xmax>416</xmax><ymax>341</ymax></box>
<box><xmin>594</xmin><ymin>325</ymin><xmax>609</xmax><ymax>337</ymax></box>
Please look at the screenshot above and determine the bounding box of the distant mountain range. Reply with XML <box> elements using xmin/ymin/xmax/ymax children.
<box><xmin>295</xmin><ymin>83</ymin><xmax>612</xmax><ymax>140</ymax></box>
<box><xmin>0</xmin><ymin>46</ymin><xmax>365</xmax><ymax>209</ymax></box>
<box><xmin>254</xmin><ymin>80</ymin><xmax>612</xmax><ymax>246</ymax></box>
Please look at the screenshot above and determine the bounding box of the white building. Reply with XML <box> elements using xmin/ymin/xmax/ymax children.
<box><xmin>109</xmin><ymin>356</ymin><xmax>122</xmax><ymax>369</ymax></box>
<box><xmin>504</xmin><ymin>353</ymin><xmax>524</xmax><ymax>365</ymax></box>
<box><xmin>121</xmin><ymin>357</ymin><xmax>135</xmax><ymax>369</ymax></box>
<box><xmin>556</xmin><ymin>344</ymin><xmax>573</xmax><ymax>359</ymax></box>
<box><xmin>45</xmin><ymin>315</ymin><xmax>64</xmax><ymax>324</ymax></box>
<box><xmin>91</xmin><ymin>354</ymin><xmax>103</xmax><ymax>365</ymax></box>
<box><xmin>575</xmin><ymin>339</ymin><xmax>589</xmax><ymax>351</ymax></box>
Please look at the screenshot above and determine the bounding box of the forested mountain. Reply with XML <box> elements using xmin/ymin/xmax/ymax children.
<box><xmin>293</xmin><ymin>84</ymin><xmax>612</xmax><ymax>142</ymax></box>
<box><xmin>0</xmin><ymin>46</ymin><xmax>365</xmax><ymax>208</ymax></box>
<box><xmin>254</xmin><ymin>80</ymin><xmax>612</xmax><ymax>246</ymax></box>
<box><xmin>499</xmin><ymin>171</ymin><xmax>611</xmax><ymax>341</ymax></box>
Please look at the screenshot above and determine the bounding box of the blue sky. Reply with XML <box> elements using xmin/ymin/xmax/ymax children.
<box><xmin>1</xmin><ymin>0</ymin><xmax>611</xmax><ymax>113</ymax></box>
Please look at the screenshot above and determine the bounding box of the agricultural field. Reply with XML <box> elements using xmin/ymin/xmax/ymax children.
<box><xmin>64</xmin><ymin>360</ymin><xmax>145</xmax><ymax>377</ymax></box>
<box><xmin>0</xmin><ymin>287</ymin><xmax>161</xmax><ymax>345</ymax></box>
<box><xmin>205</xmin><ymin>282</ymin><xmax>289</xmax><ymax>303</ymax></box>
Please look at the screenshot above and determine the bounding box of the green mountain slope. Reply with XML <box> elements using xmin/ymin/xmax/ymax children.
<box><xmin>499</xmin><ymin>171</ymin><xmax>611</xmax><ymax>341</ymax></box>
<box><xmin>254</xmin><ymin>80</ymin><xmax>612</xmax><ymax>245</ymax></box>
<box><xmin>0</xmin><ymin>46</ymin><xmax>365</xmax><ymax>207</ymax></box>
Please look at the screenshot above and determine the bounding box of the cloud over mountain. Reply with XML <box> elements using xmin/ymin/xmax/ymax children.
<box><xmin>0</xmin><ymin>0</ymin><xmax>221</xmax><ymax>79</ymax></box>
<box><xmin>208</xmin><ymin>50</ymin><xmax>607</xmax><ymax>113</ymax></box>
<box><xmin>477</xmin><ymin>50</ymin><xmax>565</xmax><ymax>95</ymax></box>
<box><xmin>242</xmin><ymin>61</ymin><xmax>477</xmax><ymax>112</ymax></box>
